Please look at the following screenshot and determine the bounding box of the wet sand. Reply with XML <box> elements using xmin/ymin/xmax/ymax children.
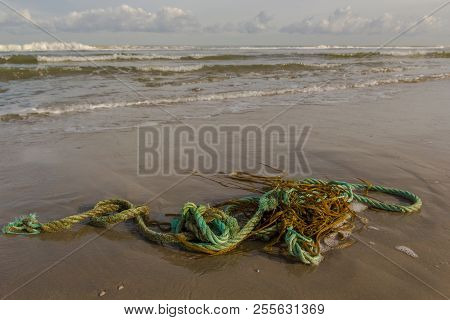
<box><xmin>0</xmin><ymin>80</ymin><xmax>449</xmax><ymax>299</ymax></box>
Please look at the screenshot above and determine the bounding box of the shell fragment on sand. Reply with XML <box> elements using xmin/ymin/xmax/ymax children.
<box><xmin>395</xmin><ymin>245</ymin><xmax>418</xmax><ymax>258</ymax></box>
<box><xmin>98</xmin><ymin>290</ymin><xmax>106</xmax><ymax>297</ymax></box>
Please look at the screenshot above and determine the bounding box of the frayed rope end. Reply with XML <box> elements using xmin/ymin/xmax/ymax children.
<box><xmin>2</xmin><ymin>213</ymin><xmax>42</xmax><ymax>235</ymax></box>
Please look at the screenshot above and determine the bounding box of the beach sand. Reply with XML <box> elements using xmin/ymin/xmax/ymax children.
<box><xmin>0</xmin><ymin>80</ymin><xmax>449</xmax><ymax>299</ymax></box>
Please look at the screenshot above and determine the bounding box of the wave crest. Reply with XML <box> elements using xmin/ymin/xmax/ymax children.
<box><xmin>0</xmin><ymin>62</ymin><xmax>334</xmax><ymax>81</ymax></box>
<box><xmin>3</xmin><ymin>72</ymin><xmax>449</xmax><ymax>121</ymax></box>
<box><xmin>0</xmin><ymin>42</ymin><xmax>96</xmax><ymax>52</ymax></box>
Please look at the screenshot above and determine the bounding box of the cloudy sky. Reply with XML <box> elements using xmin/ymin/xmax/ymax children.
<box><xmin>0</xmin><ymin>0</ymin><xmax>449</xmax><ymax>45</ymax></box>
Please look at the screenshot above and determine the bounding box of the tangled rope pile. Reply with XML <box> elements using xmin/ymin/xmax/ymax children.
<box><xmin>2</xmin><ymin>173</ymin><xmax>422</xmax><ymax>265</ymax></box>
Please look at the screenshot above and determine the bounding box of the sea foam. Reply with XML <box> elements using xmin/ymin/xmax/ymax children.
<box><xmin>0</xmin><ymin>41</ymin><xmax>96</xmax><ymax>52</ymax></box>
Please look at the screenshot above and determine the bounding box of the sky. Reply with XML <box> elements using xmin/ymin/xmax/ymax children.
<box><xmin>0</xmin><ymin>0</ymin><xmax>449</xmax><ymax>45</ymax></box>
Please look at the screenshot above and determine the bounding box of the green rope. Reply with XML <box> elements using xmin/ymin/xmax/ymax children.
<box><xmin>285</xmin><ymin>228</ymin><xmax>322</xmax><ymax>265</ymax></box>
<box><xmin>302</xmin><ymin>178</ymin><xmax>422</xmax><ymax>213</ymax></box>
<box><xmin>1</xmin><ymin>178</ymin><xmax>422</xmax><ymax>265</ymax></box>
<box><xmin>2</xmin><ymin>213</ymin><xmax>41</xmax><ymax>235</ymax></box>
<box><xmin>2</xmin><ymin>199</ymin><xmax>149</xmax><ymax>235</ymax></box>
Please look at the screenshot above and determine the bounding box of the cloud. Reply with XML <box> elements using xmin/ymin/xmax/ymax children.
<box><xmin>204</xmin><ymin>11</ymin><xmax>273</xmax><ymax>33</ymax></box>
<box><xmin>0</xmin><ymin>5</ymin><xmax>199</xmax><ymax>33</ymax></box>
<box><xmin>48</xmin><ymin>5</ymin><xmax>199</xmax><ymax>32</ymax></box>
<box><xmin>0</xmin><ymin>8</ymin><xmax>33</xmax><ymax>30</ymax></box>
<box><xmin>2</xmin><ymin>5</ymin><xmax>441</xmax><ymax>37</ymax></box>
<box><xmin>280</xmin><ymin>6</ymin><xmax>439</xmax><ymax>34</ymax></box>
<box><xmin>238</xmin><ymin>11</ymin><xmax>273</xmax><ymax>33</ymax></box>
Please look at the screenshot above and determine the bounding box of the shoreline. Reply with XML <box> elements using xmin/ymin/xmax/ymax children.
<box><xmin>0</xmin><ymin>80</ymin><xmax>449</xmax><ymax>299</ymax></box>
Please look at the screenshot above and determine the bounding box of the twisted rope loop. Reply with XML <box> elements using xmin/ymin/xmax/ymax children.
<box><xmin>302</xmin><ymin>178</ymin><xmax>422</xmax><ymax>213</ymax></box>
<box><xmin>285</xmin><ymin>228</ymin><xmax>322</xmax><ymax>265</ymax></box>
<box><xmin>173</xmin><ymin>202</ymin><xmax>240</xmax><ymax>246</ymax></box>
<box><xmin>2</xmin><ymin>199</ymin><xmax>148</xmax><ymax>235</ymax></box>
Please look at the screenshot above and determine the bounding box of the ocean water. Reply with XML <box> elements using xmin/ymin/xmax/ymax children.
<box><xmin>0</xmin><ymin>42</ymin><xmax>449</xmax><ymax>134</ymax></box>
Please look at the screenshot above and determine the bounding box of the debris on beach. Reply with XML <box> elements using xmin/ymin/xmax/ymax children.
<box><xmin>98</xmin><ymin>290</ymin><xmax>106</xmax><ymax>297</ymax></box>
<box><xmin>349</xmin><ymin>201</ymin><xmax>368</xmax><ymax>213</ymax></box>
<box><xmin>1</xmin><ymin>172</ymin><xmax>422</xmax><ymax>266</ymax></box>
<box><xmin>395</xmin><ymin>245</ymin><xmax>419</xmax><ymax>258</ymax></box>
<box><xmin>368</xmin><ymin>226</ymin><xmax>380</xmax><ymax>231</ymax></box>
<box><xmin>118</xmin><ymin>284</ymin><xmax>125</xmax><ymax>291</ymax></box>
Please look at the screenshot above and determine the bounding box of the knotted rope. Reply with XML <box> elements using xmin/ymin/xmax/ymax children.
<box><xmin>2</xmin><ymin>174</ymin><xmax>422</xmax><ymax>265</ymax></box>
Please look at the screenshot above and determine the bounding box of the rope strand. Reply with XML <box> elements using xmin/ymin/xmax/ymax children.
<box><xmin>2</xmin><ymin>175</ymin><xmax>422</xmax><ymax>265</ymax></box>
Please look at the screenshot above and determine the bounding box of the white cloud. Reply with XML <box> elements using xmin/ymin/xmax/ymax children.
<box><xmin>1</xmin><ymin>5</ymin><xmax>442</xmax><ymax>37</ymax></box>
<box><xmin>280</xmin><ymin>6</ymin><xmax>439</xmax><ymax>34</ymax></box>
<box><xmin>204</xmin><ymin>11</ymin><xmax>273</xmax><ymax>33</ymax></box>
<box><xmin>49</xmin><ymin>5</ymin><xmax>199</xmax><ymax>32</ymax></box>
<box><xmin>0</xmin><ymin>5</ymin><xmax>199</xmax><ymax>33</ymax></box>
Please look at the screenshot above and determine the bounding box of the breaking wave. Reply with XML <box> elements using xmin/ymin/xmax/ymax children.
<box><xmin>137</xmin><ymin>65</ymin><xmax>205</xmax><ymax>72</ymax></box>
<box><xmin>199</xmin><ymin>63</ymin><xmax>333</xmax><ymax>73</ymax></box>
<box><xmin>0</xmin><ymin>42</ymin><xmax>96</xmax><ymax>52</ymax></box>
<box><xmin>0</xmin><ymin>63</ymin><xmax>334</xmax><ymax>81</ymax></box>
<box><xmin>2</xmin><ymin>50</ymin><xmax>450</xmax><ymax>65</ymax></box>
<box><xmin>3</xmin><ymin>72</ymin><xmax>449</xmax><ymax>121</ymax></box>
<box><xmin>37</xmin><ymin>54</ymin><xmax>187</xmax><ymax>62</ymax></box>
<box><xmin>321</xmin><ymin>51</ymin><xmax>450</xmax><ymax>59</ymax></box>
<box><xmin>7</xmin><ymin>53</ymin><xmax>257</xmax><ymax>63</ymax></box>
<box><xmin>235</xmin><ymin>45</ymin><xmax>446</xmax><ymax>50</ymax></box>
